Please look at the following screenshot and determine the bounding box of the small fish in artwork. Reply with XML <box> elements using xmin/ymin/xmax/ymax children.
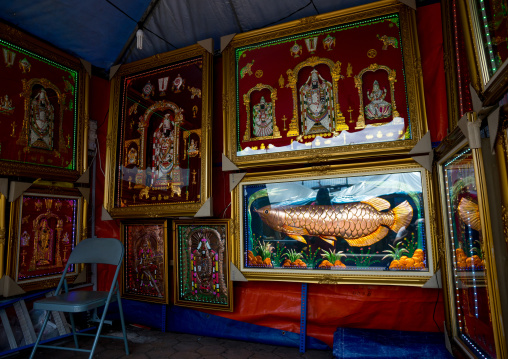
<box><xmin>392</xmin><ymin>218</ymin><xmax>425</xmax><ymax>244</ymax></box>
<box><xmin>255</xmin><ymin>197</ymin><xmax>413</xmax><ymax>247</ymax></box>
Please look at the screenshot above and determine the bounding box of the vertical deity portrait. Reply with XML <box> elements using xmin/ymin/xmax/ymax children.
<box><xmin>29</xmin><ymin>87</ymin><xmax>55</xmax><ymax>150</ymax></box>
<box><xmin>135</xmin><ymin>237</ymin><xmax>161</xmax><ymax>296</ymax></box>
<box><xmin>252</xmin><ymin>96</ymin><xmax>274</xmax><ymax>138</ymax></box>
<box><xmin>299</xmin><ymin>68</ymin><xmax>334</xmax><ymax>135</ymax></box>
<box><xmin>365</xmin><ymin>80</ymin><xmax>391</xmax><ymax>120</ymax></box>
<box><xmin>151</xmin><ymin>113</ymin><xmax>176</xmax><ymax>187</ymax></box>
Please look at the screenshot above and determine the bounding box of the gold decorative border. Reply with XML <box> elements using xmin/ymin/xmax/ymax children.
<box><xmin>230</xmin><ymin>158</ymin><xmax>437</xmax><ymax>286</ymax></box>
<box><xmin>104</xmin><ymin>44</ymin><xmax>212</xmax><ymax>218</ymax></box>
<box><xmin>223</xmin><ymin>0</ymin><xmax>427</xmax><ymax>168</ymax></box>
<box><xmin>5</xmin><ymin>186</ymin><xmax>85</xmax><ymax>293</ymax></box>
<box><xmin>172</xmin><ymin>219</ymin><xmax>233</xmax><ymax>312</ymax></box>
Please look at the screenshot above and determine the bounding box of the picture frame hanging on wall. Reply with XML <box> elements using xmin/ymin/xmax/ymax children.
<box><xmin>231</xmin><ymin>159</ymin><xmax>437</xmax><ymax>286</ymax></box>
<box><xmin>120</xmin><ymin>220</ymin><xmax>169</xmax><ymax>304</ymax></box>
<box><xmin>104</xmin><ymin>44</ymin><xmax>212</xmax><ymax>218</ymax></box>
<box><xmin>5</xmin><ymin>186</ymin><xmax>85</xmax><ymax>292</ymax></box>
<box><xmin>173</xmin><ymin>219</ymin><xmax>233</xmax><ymax>311</ymax></box>
<box><xmin>0</xmin><ymin>22</ymin><xmax>88</xmax><ymax>181</ymax></box>
<box><xmin>223</xmin><ymin>0</ymin><xmax>427</xmax><ymax>169</ymax></box>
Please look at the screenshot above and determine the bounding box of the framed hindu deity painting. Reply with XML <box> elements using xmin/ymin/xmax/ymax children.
<box><xmin>120</xmin><ymin>220</ymin><xmax>169</xmax><ymax>304</ymax></box>
<box><xmin>436</xmin><ymin>117</ymin><xmax>507</xmax><ymax>358</ymax></box>
<box><xmin>0</xmin><ymin>22</ymin><xmax>88</xmax><ymax>181</ymax></box>
<box><xmin>173</xmin><ymin>219</ymin><xmax>233</xmax><ymax>311</ymax></box>
<box><xmin>231</xmin><ymin>159</ymin><xmax>437</xmax><ymax>285</ymax></box>
<box><xmin>458</xmin><ymin>0</ymin><xmax>508</xmax><ymax>105</ymax></box>
<box><xmin>5</xmin><ymin>186</ymin><xmax>85</xmax><ymax>292</ymax></box>
<box><xmin>104</xmin><ymin>44</ymin><xmax>212</xmax><ymax>218</ymax></box>
<box><xmin>223</xmin><ymin>0</ymin><xmax>427</xmax><ymax>169</ymax></box>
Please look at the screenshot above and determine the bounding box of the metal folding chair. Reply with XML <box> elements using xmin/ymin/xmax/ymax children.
<box><xmin>29</xmin><ymin>237</ymin><xmax>129</xmax><ymax>358</ymax></box>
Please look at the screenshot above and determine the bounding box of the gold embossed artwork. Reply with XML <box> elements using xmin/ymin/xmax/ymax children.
<box><xmin>223</xmin><ymin>1</ymin><xmax>426</xmax><ymax>168</ymax></box>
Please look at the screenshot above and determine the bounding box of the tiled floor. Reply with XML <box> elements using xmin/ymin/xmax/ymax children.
<box><xmin>19</xmin><ymin>326</ymin><xmax>334</xmax><ymax>359</ymax></box>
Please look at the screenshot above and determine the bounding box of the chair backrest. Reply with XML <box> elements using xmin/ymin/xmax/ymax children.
<box><xmin>67</xmin><ymin>238</ymin><xmax>124</xmax><ymax>266</ymax></box>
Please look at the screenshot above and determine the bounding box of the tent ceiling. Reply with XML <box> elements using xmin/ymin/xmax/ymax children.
<box><xmin>0</xmin><ymin>0</ymin><xmax>395</xmax><ymax>73</ymax></box>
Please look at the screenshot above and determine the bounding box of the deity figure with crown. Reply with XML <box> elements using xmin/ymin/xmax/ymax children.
<box><xmin>299</xmin><ymin>69</ymin><xmax>334</xmax><ymax>135</ymax></box>
<box><xmin>365</xmin><ymin>80</ymin><xmax>391</xmax><ymax>120</ymax></box>
<box><xmin>252</xmin><ymin>96</ymin><xmax>274</xmax><ymax>138</ymax></box>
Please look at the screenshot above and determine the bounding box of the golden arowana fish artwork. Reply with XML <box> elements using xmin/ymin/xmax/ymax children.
<box><xmin>255</xmin><ymin>197</ymin><xmax>413</xmax><ymax>247</ymax></box>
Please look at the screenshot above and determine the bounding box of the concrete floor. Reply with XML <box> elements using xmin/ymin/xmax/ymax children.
<box><xmin>18</xmin><ymin>326</ymin><xmax>334</xmax><ymax>359</ymax></box>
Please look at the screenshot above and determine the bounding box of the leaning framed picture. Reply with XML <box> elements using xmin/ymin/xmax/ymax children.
<box><xmin>231</xmin><ymin>159</ymin><xmax>437</xmax><ymax>286</ymax></box>
<box><xmin>173</xmin><ymin>219</ymin><xmax>233</xmax><ymax>311</ymax></box>
<box><xmin>223</xmin><ymin>0</ymin><xmax>427</xmax><ymax>169</ymax></box>
<box><xmin>120</xmin><ymin>220</ymin><xmax>169</xmax><ymax>304</ymax></box>
<box><xmin>5</xmin><ymin>186</ymin><xmax>85</xmax><ymax>292</ymax></box>
<box><xmin>0</xmin><ymin>22</ymin><xmax>88</xmax><ymax>181</ymax></box>
<box><xmin>458</xmin><ymin>0</ymin><xmax>508</xmax><ymax>105</ymax></box>
<box><xmin>104</xmin><ymin>44</ymin><xmax>212</xmax><ymax>218</ymax></box>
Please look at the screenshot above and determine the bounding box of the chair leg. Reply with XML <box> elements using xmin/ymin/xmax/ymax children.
<box><xmin>29</xmin><ymin>310</ymin><xmax>51</xmax><ymax>359</ymax></box>
<box><xmin>88</xmin><ymin>300</ymin><xmax>114</xmax><ymax>359</ymax></box>
<box><xmin>68</xmin><ymin>312</ymin><xmax>79</xmax><ymax>348</ymax></box>
<box><xmin>116</xmin><ymin>291</ymin><xmax>130</xmax><ymax>355</ymax></box>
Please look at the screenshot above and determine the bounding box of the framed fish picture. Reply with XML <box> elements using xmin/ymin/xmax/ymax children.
<box><xmin>104</xmin><ymin>44</ymin><xmax>212</xmax><ymax>218</ymax></box>
<box><xmin>223</xmin><ymin>0</ymin><xmax>427</xmax><ymax>169</ymax></box>
<box><xmin>5</xmin><ymin>186</ymin><xmax>86</xmax><ymax>292</ymax></box>
<box><xmin>0</xmin><ymin>22</ymin><xmax>88</xmax><ymax>181</ymax></box>
<box><xmin>120</xmin><ymin>220</ymin><xmax>169</xmax><ymax>304</ymax></box>
<box><xmin>231</xmin><ymin>159</ymin><xmax>437</xmax><ymax>285</ymax></box>
<box><xmin>173</xmin><ymin>219</ymin><xmax>233</xmax><ymax>311</ymax></box>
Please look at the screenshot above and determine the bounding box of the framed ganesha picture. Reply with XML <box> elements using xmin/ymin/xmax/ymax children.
<box><xmin>5</xmin><ymin>186</ymin><xmax>85</xmax><ymax>292</ymax></box>
<box><xmin>104</xmin><ymin>44</ymin><xmax>212</xmax><ymax>218</ymax></box>
<box><xmin>223</xmin><ymin>0</ymin><xmax>427</xmax><ymax>168</ymax></box>
<box><xmin>0</xmin><ymin>22</ymin><xmax>88</xmax><ymax>181</ymax></box>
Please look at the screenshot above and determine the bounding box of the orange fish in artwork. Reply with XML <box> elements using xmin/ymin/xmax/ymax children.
<box><xmin>255</xmin><ymin>197</ymin><xmax>413</xmax><ymax>247</ymax></box>
<box><xmin>457</xmin><ymin>197</ymin><xmax>481</xmax><ymax>231</ymax></box>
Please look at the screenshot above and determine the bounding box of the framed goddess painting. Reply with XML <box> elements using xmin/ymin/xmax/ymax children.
<box><xmin>5</xmin><ymin>187</ymin><xmax>85</xmax><ymax>292</ymax></box>
<box><xmin>223</xmin><ymin>0</ymin><xmax>427</xmax><ymax>168</ymax></box>
<box><xmin>173</xmin><ymin>220</ymin><xmax>233</xmax><ymax>311</ymax></box>
<box><xmin>120</xmin><ymin>220</ymin><xmax>169</xmax><ymax>304</ymax></box>
<box><xmin>231</xmin><ymin>159</ymin><xmax>437</xmax><ymax>286</ymax></box>
<box><xmin>0</xmin><ymin>22</ymin><xmax>88</xmax><ymax>181</ymax></box>
<box><xmin>105</xmin><ymin>44</ymin><xmax>212</xmax><ymax>218</ymax></box>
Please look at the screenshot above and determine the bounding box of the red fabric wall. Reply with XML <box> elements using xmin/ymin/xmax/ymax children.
<box><xmin>92</xmin><ymin>3</ymin><xmax>447</xmax><ymax>348</ymax></box>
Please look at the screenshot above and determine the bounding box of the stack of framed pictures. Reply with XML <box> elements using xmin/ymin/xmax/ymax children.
<box><xmin>0</xmin><ymin>22</ymin><xmax>89</xmax><ymax>293</ymax></box>
<box><xmin>222</xmin><ymin>0</ymin><xmax>438</xmax><ymax>286</ymax></box>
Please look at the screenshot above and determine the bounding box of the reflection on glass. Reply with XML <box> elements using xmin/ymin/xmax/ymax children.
<box><xmin>471</xmin><ymin>0</ymin><xmax>508</xmax><ymax>79</ymax></box>
<box><xmin>242</xmin><ymin>171</ymin><xmax>429</xmax><ymax>272</ymax></box>
<box><xmin>443</xmin><ymin>148</ymin><xmax>496</xmax><ymax>358</ymax></box>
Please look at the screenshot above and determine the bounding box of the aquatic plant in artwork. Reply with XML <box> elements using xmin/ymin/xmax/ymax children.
<box><xmin>241</xmin><ymin>169</ymin><xmax>430</xmax><ymax>274</ymax></box>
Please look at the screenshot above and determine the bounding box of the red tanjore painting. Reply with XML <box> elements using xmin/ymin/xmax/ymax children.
<box><xmin>6</xmin><ymin>191</ymin><xmax>82</xmax><ymax>291</ymax></box>
<box><xmin>0</xmin><ymin>24</ymin><xmax>86</xmax><ymax>179</ymax></box>
<box><xmin>223</xmin><ymin>2</ymin><xmax>425</xmax><ymax>167</ymax></box>
<box><xmin>121</xmin><ymin>222</ymin><xmax>168</xmax><ymax>303</ymax></box>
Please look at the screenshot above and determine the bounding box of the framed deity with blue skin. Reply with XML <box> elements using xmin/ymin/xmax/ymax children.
<box><xmin>231</xmin><ymin>159</ymin><xmax>437</xmax><ymax>286</ymax></box>
<box><xmin>104</xmin><ymin>44</ymin><xmax>212</xmax><ymax>218</ymax></box>
<box><xmin>223</xmin><ymin>0</ymin><xmax>427</xmax><ymax>169</ymax></box>
<box><xmin>173</xmin><ymin>220</ymin><xmax>233</xmax><ymax>311</ymax></box>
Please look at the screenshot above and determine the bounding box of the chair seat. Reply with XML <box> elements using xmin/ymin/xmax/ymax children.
<box><xmin>34</xmin><ymin>291</ymin><xmax>117</xmax><ymax>313</ymax></box>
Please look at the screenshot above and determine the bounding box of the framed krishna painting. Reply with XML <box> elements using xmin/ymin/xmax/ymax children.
<box><xmin>5</xmin><ymin>186</ymin><xmax>85</xmax><ymax>292</ymax></box>
<box><xmin>231</xmin><ymin>159</ymin><xmax>437</xmax><ymax>286</ymax></box>
<box><xmin>104</xmin><ymin>44</ymin><xmax>212</xmax><ymax>218</ymax></box>
<box><xmin>0</xmin><ymin>22</ymin><xmax>88</xmax><ymax>181</ymax></box>
<box><xmin>223</xmin><ymin>0</ymin><xmax>427</xmax><ymax>168</ymax></box>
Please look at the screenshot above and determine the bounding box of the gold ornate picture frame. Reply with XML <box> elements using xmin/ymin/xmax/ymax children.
<box><xmin>173</xmin><ymin>219</ymin><xmax>233</xmax><ymax>311</ymax></box>
<box><xmin>231</xmin><ymin>159</ymin><xmax>437</xmax><ymax>286</ymax></box>
<box><xmin>5</xmin><ymin>186</ymin><xmax>85</xmax><ymax>292</ymax></box>
<box><xmin>120</xmin><ymin>220</ymin><xmax>169</xmax><ymax>304</ymax></box>
<box><xmin>223</xmin><ymin>0</ymin><xmax>427</xmax><ymax>169</ymax></box>
<box><xmin>104</xmin><ymin>44</ymin><xmax>212</xmax><ymax>218</ymax></box>
<box><xmin>0</xmin><ymin>22</ymin><xmax>88</xmax><ymax>181</ymax></box>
